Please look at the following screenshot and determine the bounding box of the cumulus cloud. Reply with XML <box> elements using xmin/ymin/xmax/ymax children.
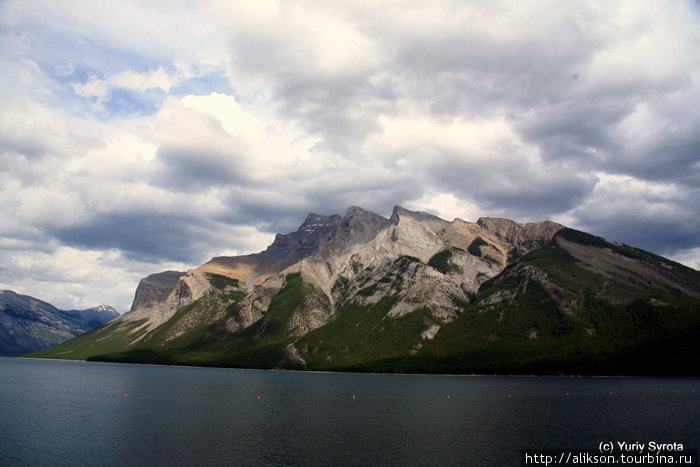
<box><xmin>0</xmin><ymin>98</ymin><xmax>69</xmax><ymax>159</ymax></box>
<box><xmin>0</xmin><ymin>0</ymin><xmax>698</xmax><ymax>310</ymax></box>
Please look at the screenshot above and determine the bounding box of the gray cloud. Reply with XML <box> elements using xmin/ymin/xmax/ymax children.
<box><xmin>574</xmin><ymin>205</ymin><xmax>700</xmax><ymax>259</ymax></box>
<box><xmin>394</xmin><ymin>28</ymin><xmax>598</xmax><ymax>118</ymax></box>
<box><xmin>614</xmin><ymin>125</ymin><xmax>700</xmax><ymax>187</ymax></box>
<box><xmin>151</xmin><ymin>144</ymin><xmax>249</xmax><ymax>190</ymax></box>
<box><xmin>48</xmin><ymin>212</ymin><xmax>205</xmax><ymax>263</ymax></box>
<box><xmin>563</xmin><ymin>171</ymin><xmax>700</xmax><ymax>259</ymax></box>
<box><xmin>417</xmin><ymin>151</ymin><xmax>597</xmax><ymax>220</ymax></box>
<box><xmin>214</xmin><ymin>168</ymin><xmax>419</xmax><ymax>236</ymax></box>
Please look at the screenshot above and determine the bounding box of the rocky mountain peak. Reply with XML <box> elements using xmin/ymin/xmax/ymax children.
<box><xmin>264</xmin><ymin>213</ymin><xmax>343</xmax><ymax>265</ymax></box>
<box><xmin>344</xmin><ymin>205</ymin><xmax>368</xmax><ymax>218</ymax></box>
<box><xmin>91</xmin><ymin>304</ymin><xmax>118</xmax><ymax>313</ymax></box>
<box><xmin>390</xmin><ymin>205</ymin><xmax>447</xmax><ymax>226</ymax></box>
<box><xmin>390</xmin><ymin>205</ymin><xmax>417</xmax><ymax>222</ymax></box>
<box><xmin>339</xmin><ymin>206</ymin><xmax>389</xmax><ymax>240</ymax></box>
<box><xmin>390</xmin><ymin>204</ymin><xmax>408</xmax><ymax>218</ymax></box>
<box><xmin>477</xmin><ymin>217</ymin><xmax>563</xmax><ymax>251</ymax></box>
<box><xmin>300</xmin><ymin>212</ymin><xmax>343</xmax><ymax>232</ymax></box>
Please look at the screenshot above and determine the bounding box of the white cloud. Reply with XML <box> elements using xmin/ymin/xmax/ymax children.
<box><xmin>69</xmin><ymin>67</ymin><xmax>186</xmax><ymax>111</ymax></box>
<box><xmin>15</xmin><ymin>185</ymin><xmax>84</xmax><ymax>227</ymax></box>
<box><xmin>179</xmin><ymin>93</ymin><xmax>266</xmax><ymax>145</ymax></box>
<box><xmin>0</xmin><ymin>0</ymin><xmax>698</xmax><ymax>311</ymax></box>
<box><xmin>405</xmin><ymin>191</ymin><xmax>483</xmax><ymax>223</ymax></box>
<box><xmin>0</xmin><ymin>97</ymin><xmax>70</xmax><ymax>158</ymax></box>
<box><xmin>54</xmin><ymin>62</ymin><xmax>74</xmax><ymax>76</ymax></box>
<box><xmin>110</xmin><ymin>67</ymin><xmax>174</xmax><ymax>93</ymax></box>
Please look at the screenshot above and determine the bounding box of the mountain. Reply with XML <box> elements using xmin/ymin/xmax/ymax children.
<box><xmin>63</xmin><ymin>305</ymin><xmax>121</xmax><ymax>329</ymax></box>
<box><xmin>0</xmin><ymin>290</ymin><xmax>119</xmax><ymax>355</ymax></box>
<box><xmin>30</xmin><ymin>206</ymin><xmax>700</xmax><ymax>375</ymax></box>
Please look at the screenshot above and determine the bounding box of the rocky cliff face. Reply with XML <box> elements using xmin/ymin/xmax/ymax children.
<box><xmin>127</xmin><ymin>271</ymin><xmax>186</xmax><ymax>318</ymax></box>
<box><xmin>0</xmin><ymin>290</ymin><xmax>118</xmax><ymax>355</ymax></box>
<box><xmin>123</xmin><ymin>269</ymin><xmax>214</xmax><ymax>339</ymax></box>
<box><xmin>198</xmin><ymin>206</ymin><xmax>389</xmax><ymax>285</ymax></box>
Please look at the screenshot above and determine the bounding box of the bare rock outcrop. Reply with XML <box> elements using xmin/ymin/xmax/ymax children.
<box><xmin>120</xmin><ymin>206</ymin><xmax>565</xmax><ymax>342</ymax></box>
<box><xmin>125</xmin><ymin>271</ymin><xmax>185</xmax><ymax>321</ymax></box>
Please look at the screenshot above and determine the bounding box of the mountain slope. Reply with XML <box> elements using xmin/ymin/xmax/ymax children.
<box><xmin>372</xmin><ymin>229</ymin><xmax>700</xmax><ymax>375</ymax></box>
<box><xmin>31</xmin><ymin>207</ymin><xmax>699</xmax><ymax>375</ymax></box>
<box><xmin>0</xmin><ymin>290</ymin><xmax>119</xmax><ymax>355</ymax></box>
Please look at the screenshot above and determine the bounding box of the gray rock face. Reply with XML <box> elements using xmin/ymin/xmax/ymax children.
<box><xmin>127</xmin><ymin>271</ymin><xmax>186</xmax><ymax>319</ymax></box>
<box><xmin>262</xmin><ymin>212</ymin><xmax>345</xmax><ymax>271</ymax></box>
<box><xmin>251</xmin><ymin>206</ymin><xmax>562</xmax><ymax>338</ymax></box>
<box><xmin>122</xmin><ymin>206</ymin><xmax>565</xmax><ymax>343</ymax></box>
<box><xmin>197</xmin><ymin>207</ymin><xmax>391</xmax><ymax>286</ymax></box>
<box><xmin>476</xmin><ymin>217</ymin><xmax>563</xmax><ymax>251</ymax></box>
<box><xmin>0</xmin><ymin>290</ymin><xmax>119</xmax><ymax>355</ymax></box>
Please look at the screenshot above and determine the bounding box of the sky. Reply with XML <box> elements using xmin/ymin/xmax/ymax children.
<box><xmin>1</xmin><ymin>0</ymin><xmax>699</xmax><ymax>311</ymax></box>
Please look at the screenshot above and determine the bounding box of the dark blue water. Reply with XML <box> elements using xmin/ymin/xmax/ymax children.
<box><xmin>0</xmin><ymin>357</ymin><xmax>697</xmax><ymax>466</ymax></box>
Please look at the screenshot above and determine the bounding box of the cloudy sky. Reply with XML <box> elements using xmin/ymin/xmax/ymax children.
<box><xmin>1</xmin><ymin>1</ymin><xmax>698</xmax><ymax>311</ymax></box>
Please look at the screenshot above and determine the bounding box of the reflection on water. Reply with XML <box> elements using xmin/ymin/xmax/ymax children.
<box><xmin>0</xmin><ymin>357</ymin><xmax>697</xmax><ymax>466</ymax></box>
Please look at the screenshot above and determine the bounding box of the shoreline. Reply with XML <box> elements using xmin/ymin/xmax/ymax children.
<box><xmin>12</xmin><ymin>356</ymin><xmax>699</xmax><ymax>380</ymax></box>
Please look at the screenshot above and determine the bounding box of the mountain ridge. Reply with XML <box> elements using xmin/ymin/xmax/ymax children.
<box><xmin>0</xmin><ymin>290</ymin><xmax>119</xmax><ymax>355</ymax></box>
<box><xmin>30</xmin><ymin>206</ymin><xmax>699</xmax><ymax>375</ymax></box>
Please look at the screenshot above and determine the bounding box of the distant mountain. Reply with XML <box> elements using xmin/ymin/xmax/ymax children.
<box><xmin>31</xmin><ymin>206</ymin><xmax>700</xmax><ymax>375</ymax></box>
<box><xmin>0</xmin><ymin>290</ymin><xmax>119</xmax><ymax>355</ymax></box>
<box><xmin>63</xmin><ymin>304</ymin><xmax>121</xmax><ymax>329</ymax></box>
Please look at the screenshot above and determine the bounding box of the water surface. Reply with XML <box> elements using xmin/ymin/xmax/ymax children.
<box><xmin>0</xmin><ymin>357</ymin><xmax>697</xmax><ymax>466</ymax></box>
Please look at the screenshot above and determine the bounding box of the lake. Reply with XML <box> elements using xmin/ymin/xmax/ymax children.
<box><xmin>0</xmin><ymin>357</ymin><xmax>697</xmax><ymax>466</ymax></box>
